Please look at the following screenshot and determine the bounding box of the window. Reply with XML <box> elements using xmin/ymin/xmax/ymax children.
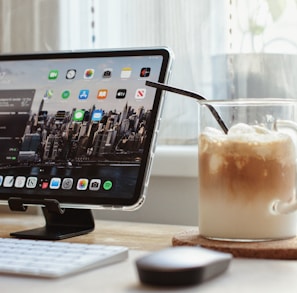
<box><xmin>1</xmin><ymin>0</ymin><xmax>297</xmax><ymax>148</ymax></box>
<box><xmin>215</xmin><ymin>0</ymin><xmax>297</xmax><ymax>101</ymax></box>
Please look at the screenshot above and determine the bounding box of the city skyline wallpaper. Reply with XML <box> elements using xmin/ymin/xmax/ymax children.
<box><xmin>20</xmin><ymin>99</ymin><xmax>152</xmax><ymax>166</ymax></box>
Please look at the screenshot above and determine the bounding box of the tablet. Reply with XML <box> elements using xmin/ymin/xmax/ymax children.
<box><xmin>0</xmin><ymin>47</ymin><xmax>172</xmax><ymax>211</ymax></box>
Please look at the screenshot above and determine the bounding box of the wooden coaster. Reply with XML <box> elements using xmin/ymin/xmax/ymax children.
<box><xmin>172</xmin><ymin>229</ymin><xmax>297</xmax><ymax>259</ymax></box>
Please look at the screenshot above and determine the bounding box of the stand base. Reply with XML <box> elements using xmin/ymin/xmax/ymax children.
<box><xmin>10</xmin><ymin>207</ymin><xmax>95</xmax><ymax>240</ymax></box>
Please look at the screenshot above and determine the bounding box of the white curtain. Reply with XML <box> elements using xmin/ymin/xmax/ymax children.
<box><xmin>0</xmin><ymin>0</ymin><xmax>61</xmax><ymax>52</ymax></box>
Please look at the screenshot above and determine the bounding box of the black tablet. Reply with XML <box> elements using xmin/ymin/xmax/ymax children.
<box><xmin>0</xmin><ymin>47</ymin><xmax>172</xmax><ymax>210</ymax></box>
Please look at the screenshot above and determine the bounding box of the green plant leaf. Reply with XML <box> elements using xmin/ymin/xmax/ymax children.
<box><xmin>266</xmin><ymin>0</ymin><xmax>287</xmax><ymax>22</ymax></box>
<box><xmin>249</xmin><ymin>20</ymin><xmax>265</xmax><ymax>35</ymax></box>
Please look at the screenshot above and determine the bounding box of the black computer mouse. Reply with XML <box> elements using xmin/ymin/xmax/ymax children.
<box><xmin>135</xmin><ymin>246</ymin><xmax>232</xmax><ymax>287</ymax></box>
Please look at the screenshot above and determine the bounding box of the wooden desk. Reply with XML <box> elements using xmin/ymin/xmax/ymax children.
<box><xmin>0</xmin><ymin>213</ymin><xmax>187</xmax><ymax>251</ymax></box>
<box><xmin>1</xmin><ymin>214</ymin><xmax>297</xmax><ymax>293</ymax></box>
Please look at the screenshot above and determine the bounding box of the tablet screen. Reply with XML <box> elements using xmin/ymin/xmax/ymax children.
<box><xmin>0</xmin><ymin>48</ymin><xmax>172</xmax><ymax>209</ymax></box>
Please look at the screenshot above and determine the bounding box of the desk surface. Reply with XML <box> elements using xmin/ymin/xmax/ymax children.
<box><xmin>1</xmin><ymin>213</ymin><xmax>297</xmax><ymax>293</ymax></box>
<box><xmin>0</xmin><ymin>213</ymin><xmax>184</xmax><ymax>251</ymax></box>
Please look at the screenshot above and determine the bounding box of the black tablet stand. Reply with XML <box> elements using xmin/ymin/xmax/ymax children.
<box><xmin>8</xmin><ymin>197</ymin><xmax>95</xmax><ymax>240</ymax></box>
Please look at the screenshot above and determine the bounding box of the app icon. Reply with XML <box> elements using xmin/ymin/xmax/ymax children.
<box><xmin>73</xmin><ymin>109</ymin><xmax>85</xmax><ymax>122</ymax></box>
<box><xmin>92</xmin><ymin>109</ymin><xmax>103</xmax><ymax>122</ymax></box>
<box><xmin>41</xmin><ymin>180</ymin><xmax>49</xmax><ymax>189</ymax></box>
<box><xmin>140</xmin><ymin>67</ymin><xmax>151</xmax><ymax>77</ymax></box>
<box><xmin>15</xmin><ymin>176</ymin><xmax>26</xmax><ymax>188</ymax></box>
<box><xmin>103</xmin><ymin>69</ymin><xmax>112</xmax><ymax>78</ymax></box>
<box><xmin>3</xmin><ymin>176</ymin><xmax>14</xmax><ymax>187</ymax></box>
<box><xmin>121</xmin><ymin>67</ymin><xmax>132</xmax><ymax>78</ymax></box>
<box><xmin>97</xmin><ymin>89</ymin><xmax>108</xmax><ymax>100</ymax></box>
<box><xmin>62</xmin><ymin>178</ymin><xmax>73</xmax><ymax>190</ymax></box>
<box><xmin>89</xmin><ymin>179</ymin><xmax>101</xmax><ymax>191</ymax></box>
<box><xmin>44</xmin><ymin>89</ymin><xmax>54</xmax><ymax>99</ymax></box>
<box><xmin>26</xmin><ymin>177</ymin><xmax>38</xmax><ymax>189</ymax></box>
<box><xmin>77</xmin><ymin>178</ymin><xmax>89</xmax><ymax>190</ymax></box>
<box><xmin>66</xmin><ymin>69</ymin><xmax>76</xmax><ymax>79</ymax></box>
<box><xmin>78</xmin><ymin>89</ymin><xmax>89</xmax><ymax>100</ymax></box>
<box><xmin>61</xmin><ymin>90</ymin><xmax>71</xmax><ymax>99</ymax></box>
<box><xmin>103</xmin><ymin>180</ymin><xmax>113</xmax><ymax>191</ymax></box>
<box><xmin>116</xmin><ymin>89</ymin><xmax>127</xmax><ymax>99</ymax></box>
<box><xmin>49</xmin><ymin>177</ymin><xmax>61</xmax><ymax>189</ymax></box>
<box><xmin>84</xmin><ymin>69</ymin><xmax>95</xmax><ymax>79</ymax></box>
<box><xmin>135</xmin><ymin>89</ymin><xmax>146</xmax><ymax>99</ymax></box>
<box><xmin>48</xmin><ymin>70</ymin><xmax>59</xmax><ymax>80</ymax></box>
<box><xmin>0</xmin><ymin>175</ymin><xmax>3</xmax><ymax>186</ymax></box>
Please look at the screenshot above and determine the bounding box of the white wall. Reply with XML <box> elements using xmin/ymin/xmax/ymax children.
<box><xmin>94</xmin><ymin>176</ymin><xmax>198</xmax><ymax>226</ymax></box>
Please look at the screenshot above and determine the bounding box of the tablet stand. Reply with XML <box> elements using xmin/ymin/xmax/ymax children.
<box><xmin>8</xmin><ymin>197</ymin><xmax>95</xmax><ymax>240</ymax></box>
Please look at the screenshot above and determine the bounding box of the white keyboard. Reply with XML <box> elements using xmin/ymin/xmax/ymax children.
<box><xmin>0</xmin><ymin>237</ymin><xmax>128</xmax><ymax>278</ymax></box>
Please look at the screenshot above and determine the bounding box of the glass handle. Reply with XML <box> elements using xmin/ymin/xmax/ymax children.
<box><xmin>272</xmin><ymin>119</ymin><xmax>297</xmax><ymax>215</ymax></box>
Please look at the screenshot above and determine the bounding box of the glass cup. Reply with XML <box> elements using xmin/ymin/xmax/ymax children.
<box><xmin>198</xmin><ymin>99</ymin><xmax>297</xmax><ymax>241</ymax></box>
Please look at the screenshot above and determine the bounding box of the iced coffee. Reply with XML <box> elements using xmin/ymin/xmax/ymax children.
<box><xmin>198</xmin><ymin>123</ymin><xmax>297</xmax><ymax>240</ymax></box>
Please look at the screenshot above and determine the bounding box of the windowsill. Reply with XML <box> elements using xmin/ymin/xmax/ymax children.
<box><xmin>151</xmin><ymin>145</ymin><xmax>198</xmax><ymax>178</ymax></box>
